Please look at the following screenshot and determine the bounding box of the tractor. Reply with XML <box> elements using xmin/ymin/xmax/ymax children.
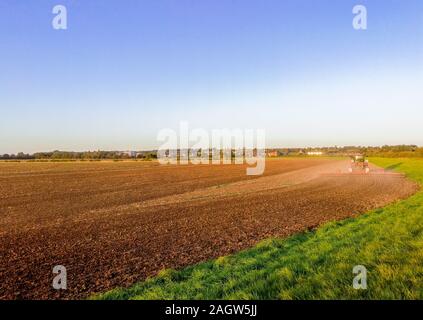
<box><xmin>349</xmin><ymin>154</ymin><xmax>370</xmax><ymax>174</ymax></box>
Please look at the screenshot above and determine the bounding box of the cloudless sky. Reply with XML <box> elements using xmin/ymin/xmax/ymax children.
<box><xmin>0</xmin><ymin>0</ymin><xmax>422</xmax><ymax>153</ymax></box>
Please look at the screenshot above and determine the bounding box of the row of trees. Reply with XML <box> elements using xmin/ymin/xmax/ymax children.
<box><xmin>1</xmin><ymin>145</ymin><xmax>422</xmax><ymax>160</ymax></box>
<box><xmin>0</xmin><ymin>151</ymin><xmax>157</xmax><ymax>160</ymax></box>
<box><xmin>0</xmin><ymin>152</ymin><xmax>34</xmax><ymax>160</ymax></box>
<box><xmin>264</xmin><ymin>145</ymin><xmax>423</xmax><ymax>158</ymax></box>
<box><xmin>303</xmin><ymin>145</ymin><xmax>423</xmax><ymax>157</ymax></box>
<box><xmin>362</xmin><ymin>145</ymin><xmax>423</xmax><ymax>158</ymax></box>
<box><xmin>34</xmin><ymin>151</ymin><xmax>158</xmax><ymax>160</ymax></box>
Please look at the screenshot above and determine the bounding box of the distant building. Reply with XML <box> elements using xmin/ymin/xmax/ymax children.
<box><xmin>307</xmin><ymin>151</ymin><xmax>323</xmax><ymax>156</ymax></box>
<box><xmin>266</xmin><ymin>150</ymin><xmax>278</xmax><ymax>157</ymax></box>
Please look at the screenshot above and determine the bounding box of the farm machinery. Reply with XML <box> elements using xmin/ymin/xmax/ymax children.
<box><xmin>349</xmin><ymin>154</ymin><xmax>370</xmax><ymax>174</ymax></box>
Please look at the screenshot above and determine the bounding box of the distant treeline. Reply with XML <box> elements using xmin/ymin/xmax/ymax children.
<box><xmin>0</xmin><ymin>150</ymin><xmax>157</xmax><ymax>160</ymax></box>
<box><xmin>269</xmin><ymin>145</ymin><xmax>423</xmax><ymax>158</ymax></box>
<box><xmin>362</xmin><ymin>145</ymin><xmax>423</xmax><ymax>158</ymax></box>
<box><xmin>0</xmin><ymin>152</ymin><xmax>34</xmax><ymax>160</ymax></box>
<box><xmin>1</xmin><ymin>145</ymin><xmax>422</xmax><ymax>160</ymax></box>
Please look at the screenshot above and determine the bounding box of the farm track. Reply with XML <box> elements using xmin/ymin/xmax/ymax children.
<box><xmin>0</xmin><ymin>159</ymin><xmax>418</xmax><ymax>299</ymax></box>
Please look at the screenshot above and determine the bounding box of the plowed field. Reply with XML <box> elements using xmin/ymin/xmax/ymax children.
<box><xmin>0</xmin><ymin>159</ymin><xmax>418</xmax><ymax>299</ymax></box>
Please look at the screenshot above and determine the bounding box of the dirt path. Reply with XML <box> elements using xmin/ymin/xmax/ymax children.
<box><xmin>0</xmin><ymin>159</ymin><xmax>418</xmax><ymax>299</ymax></box>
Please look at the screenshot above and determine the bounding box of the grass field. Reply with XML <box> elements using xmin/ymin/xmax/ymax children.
<box><xmin>96</xmin><ymin>158</ymin><xmax>423</xmax><ymax>300</ymax></box>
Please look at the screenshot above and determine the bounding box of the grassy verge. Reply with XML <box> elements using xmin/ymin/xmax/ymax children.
<box><xmin>95</xmin><ymin>158</ymin><xmax>423</xmax><ymax>300</ymax></box>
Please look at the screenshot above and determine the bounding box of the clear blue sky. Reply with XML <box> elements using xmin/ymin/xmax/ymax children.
<box><xmin>1</xmin><ymin>0</ymin><xmax>422</xmax><ymax>153</ymax></box>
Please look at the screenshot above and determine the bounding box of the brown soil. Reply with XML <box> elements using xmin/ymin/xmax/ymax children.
<box><xmin>0</xmin><ymin>158</ymin><xmax>418</xmax><ymax>299</ymax></box>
